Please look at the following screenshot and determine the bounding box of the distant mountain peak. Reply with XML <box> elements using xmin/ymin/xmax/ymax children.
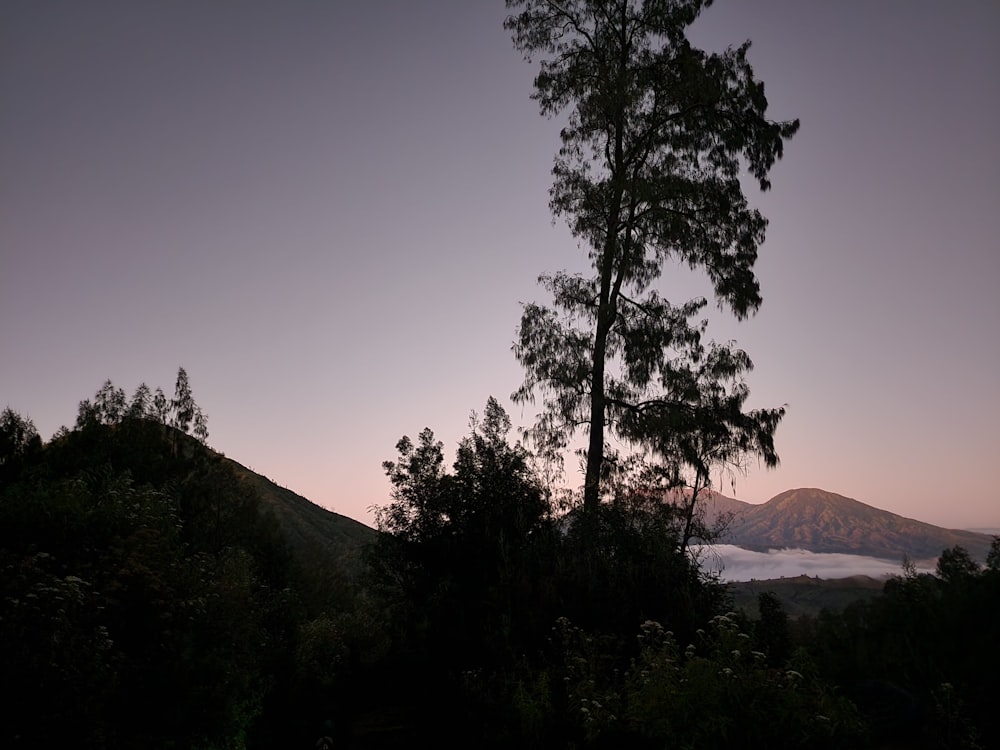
<box><xmin>716</xmin><ymin>487</ymin><xmax>993</xmax><ymax>561</ymax></box>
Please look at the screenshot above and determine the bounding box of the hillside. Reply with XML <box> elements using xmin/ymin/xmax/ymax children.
<box><xmin>693</xmin><ymin>488</ymin><xmax>755</xmax><ymax>525</ymax></box>
<box><xmin>222</xmin><ymin>456</ymin><xmax>376</xmax><ymax>578</ymax></box>
<box><xmin>699</xmin><ymin>487</ymin><xmax>993</xmax><ymax>561</ymax></box>
<box><xmin>0</xmin><ymin>415</ymin><xmax>384</xmax><ymax>749</ymax></box>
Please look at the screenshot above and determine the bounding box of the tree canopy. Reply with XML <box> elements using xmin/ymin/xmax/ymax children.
<box><xmin>506</xmin><ymin>0</ymin><xmax>798</xmax><ymax>513</ymax></box>
<box><xmin>73</xmin><ymin>367</ymin><xmax>209</xmax><ymax>445</ymax></box>
<box><xmin>371</xmin><ymin>398</ymin><xmax>554</xmax><ymax>667</ymax></box>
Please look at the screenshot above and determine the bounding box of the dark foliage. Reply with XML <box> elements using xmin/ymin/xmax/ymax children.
<box><xmin>7</xmin><ymin>375</ymin><xmax>996</xmax><ymax>748</ymax></box>
<box><xmin>0</xmin><ymin>406</ymin><xmax>42</xmax><ymax>483</ymax></box>
<box><xmin>0</xmin><ymin>382</ymin><xmax>363</xmax><ymax>750</ymax></box>
<box><xmin>369</xmin><ymin>397</ymin><xmax>558</xmax><ymax>672</ymax></box>
<box><xmin>364</xmin><ymin>399</ymin><xmax>798</xmax><ymax>747</ymax></box>
<box><xmin>801</xmin><ymin>545</ymin><xmax>1000</xmax><ymax>748</ymax></box>
<box><xmin>550</xmin><ymin>492</ymin><xmax>725</xmax><ymax>643</ymax></box>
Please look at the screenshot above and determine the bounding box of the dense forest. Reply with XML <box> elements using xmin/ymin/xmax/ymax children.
<box><xmin>2</xmin><ymin>376</ymin><xmax>998</xmax><ymax>748</ymax></box>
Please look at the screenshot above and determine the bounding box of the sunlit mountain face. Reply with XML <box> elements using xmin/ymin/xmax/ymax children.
<box><xmin>690</xmin><ymin>487</ymin><xmax>995</xmax><ymax>563</ymax></box>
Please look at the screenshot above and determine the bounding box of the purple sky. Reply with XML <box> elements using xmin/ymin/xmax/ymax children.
<box><xmin>2</xmin><ymin>1</ymin><xmax>998</xmax><ymax>529</ymax></box>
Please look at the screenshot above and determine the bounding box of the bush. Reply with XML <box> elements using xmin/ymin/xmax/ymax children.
<box><xmin>510</xmin><ymin>615</ymin><xmax>865</xmax><ymax>749</ymax></box>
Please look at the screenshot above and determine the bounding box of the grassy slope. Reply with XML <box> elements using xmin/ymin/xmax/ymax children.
<box><xmin>221</xmin><ymin>455</ymin><xmax>377</xmax><ymax>579</ymax></box>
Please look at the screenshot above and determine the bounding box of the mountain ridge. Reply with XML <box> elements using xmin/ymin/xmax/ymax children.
<box><xmin>201</xmin><ymin>449</ymin><xmax>996</xmax><ymax>572</ymax></box>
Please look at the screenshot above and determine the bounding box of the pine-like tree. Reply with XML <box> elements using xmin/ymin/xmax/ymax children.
<box><xmin>506</xmin><ymin>0</ymin><xmax>798</xmax><ymax>514</ymax></box>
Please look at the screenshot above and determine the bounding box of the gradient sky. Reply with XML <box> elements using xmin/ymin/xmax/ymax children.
<box><xmin>2</xmin><ymin>1</ymin><xmax>998</xmax><ymax>529</ymax></box>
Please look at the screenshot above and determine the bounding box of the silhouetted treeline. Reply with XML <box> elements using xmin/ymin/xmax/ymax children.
<box><xmin>795</xmin><ymin>545</ymin><xmax>1000</xmax><ymax>749</ymax></box>
<box><xmin>360</xmin><ymin>398</ymin><xmax>865</xmax><ymax>748</ymax></box>
<box><xmin>4</xmin><ymin>383</ymin><xmax>998</xmax><ymax>748</ymax></box>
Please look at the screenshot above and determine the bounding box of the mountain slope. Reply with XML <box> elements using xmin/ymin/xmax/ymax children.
<box><xmin>222</xmin><ymin>456</ymin><xmax>376</xmax><ymax>578</ymax></box>
<box><xmin>719</xmin><ymin>488</ymin><xmax>993</xmax><ymax>561</ymax></box>
<box><xmin>696</xmin><ymin>488</ymin><xmax>755</xmax><ymax>524</ymax></box>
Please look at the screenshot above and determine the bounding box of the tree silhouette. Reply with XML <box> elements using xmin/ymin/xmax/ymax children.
<box><xmin>127</xmin><ymin>382</ymin><xmax>152</xmax><ymax>420</ymax></box>
<box><xmin>372</xmin><ymin>398</ymin><xmax>553</xmax><ymax>667</ymax></box>
<box><xmin>153</xmin><ymin>387</ymin><xmax>169</xmax><ymax>423</ymax></box>
<box><xmin>0</xmin><ymin>407</ymin><xmax>41</xmax><ymax>482</ymax></box>
<box><xmin>639</xmin><ymin>340</ymin><xmax>785</xmax><ymax>553</ymax></box>
<box><xmin>506</xmin><ymin>0</ymin><xmax>798</xmax><ymax>515</ymax></box>
<box><xmin>171</xmin><ymin>367</ymin><xmax>196</xmax><ymax>434</ymax></box>
<box><xmin>987</xmin><ymin>536</ymin><xmax>1000</xmax><ymax>572</ymax></box>
<box><xmin>94</xmin><ymin>379</ymin><xmax>127</xmax><ymax>424</ymax></box>
<box><xmin>0</xmin><ymin>407</ymin><xmax>39</xmax><ymax>461</ymax></box>
<box><xmin>935</xmin><ymin>544</ymin><xmax>980</xmax><ymax>584</ymax></box>
<box><xmin>75</xmin><ymin>397</ymin><xmax>101</xmax><ymax>429</ymax></box>
<box><xmin>193</xmin><ymin>405</ymin><xmax>209</xmax><ymax>444</ymax></box>
<box><xmin>69</xmin><ymin>371</ymin><xmax>209</xmax><ymax>447</ymax></box>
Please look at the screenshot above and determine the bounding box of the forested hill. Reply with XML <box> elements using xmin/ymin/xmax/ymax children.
<box><xmin>0</xmin><ymin>411</ymin><xmax>378</xmax><ymax>748</ymax></box>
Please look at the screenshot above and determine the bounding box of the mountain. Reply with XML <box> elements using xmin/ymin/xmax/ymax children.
<box><xmin>699</xmin><ymin>487</ymin><xmax>993</xmax><ymax>562</ymax></box>
<box><xmin>693</xmin><ymin>488</ymin><xmax>755</xmax><ymax>522</ymax></box>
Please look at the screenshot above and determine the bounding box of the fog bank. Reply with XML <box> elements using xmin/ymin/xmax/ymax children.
<box><xmin>693</xmin><ymin>544</ymin><xmax>937</xmax><ymax>583</ymax></box>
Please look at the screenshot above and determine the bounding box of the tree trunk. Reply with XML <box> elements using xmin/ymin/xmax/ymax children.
<box><xmin>583</xmin><ymin>326</ymin><xmax>608</xmax><ymax>514</ymax></box>
<box><xmin>583</xmin><ymin>37</ymin><xmax>628</xmax><ymax>518</ymax></box>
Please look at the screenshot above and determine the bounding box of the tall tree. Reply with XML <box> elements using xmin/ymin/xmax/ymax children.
<box><xmin>75</xmin><ymin>398</ymin><xmax>101</xmax><ymax>430</ymax></box>
<box><xmin>171</xmin><ymin>367</ymin><xmax>196</xmax><ymax>434</ymax></box>
<box><xmin>152</xmin><ymin>387</ymin><xmax>169</xmax><ymax>423</ymax></box>
<box><xmin>94</xmin><ymin>379</ymin><xmax>127</xmax><ymax>424</ymax></box>
<box><xmin>192</xmin><ymin>405</ymin><xmax>209</xmax><ymax>445</ymax></box>
<box><xmin>127</xmin><ymin>382</ymin><xmax>153</xmax><ymax>420</ymax></box>
<box><xmin>0</xmin><ymin>407</ymin><xmax>41</xmax><ymax>478</ymax></box>
<box><xmin>506</xmin><ymin>0</ymin><xmax>798</xmax><ymax>513</ymax></box>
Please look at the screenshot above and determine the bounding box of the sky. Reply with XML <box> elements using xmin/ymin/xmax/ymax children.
<box><xmin>2</xmin><ymin>1</ymin><xmax>998</xmax><ymax>530</ymax></box>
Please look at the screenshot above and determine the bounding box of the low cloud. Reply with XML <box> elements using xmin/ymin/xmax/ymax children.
<box><xmin>692</xmin><ymin>544</ymin><xmax>937</xmax><ymax>583</ymax></box>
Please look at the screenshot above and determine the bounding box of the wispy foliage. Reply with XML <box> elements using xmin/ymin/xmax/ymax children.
<box><xmin>506</xmin><ymin>0</ymin><xmax>798</xmax><ymax>512</ymax></box>
<box><xmin>73</xmin><ymin>367</ymin><xmax>209</xmax><ymax>445</ymax></box>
